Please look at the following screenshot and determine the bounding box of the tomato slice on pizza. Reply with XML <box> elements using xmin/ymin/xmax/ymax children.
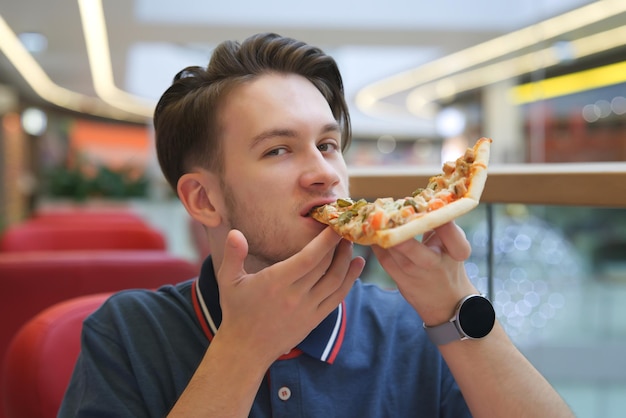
<box><xmin>310</xmin><ymin>137</ymin><xmax>491</xmax><ymax>248</ymax></box>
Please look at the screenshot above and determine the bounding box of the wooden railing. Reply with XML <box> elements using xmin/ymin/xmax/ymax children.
<box><xmin>349</xmin><ymin>162</ymin><xmax>626</xmax><ymax>208</ymax></box>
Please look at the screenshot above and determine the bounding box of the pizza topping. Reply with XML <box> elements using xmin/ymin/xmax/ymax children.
<box><xmin>453</xmin><ymin>179</ymin><xmax>468</xmax><ymax>197</ymax></box>
<box><xmin>336</xmin><ymin>198</ymin><xmax>355</xmax><ymax>208</ymax></box>
<box><xmin>312</xmin><ymin>153</ymin><xmax>469</xmax><ymax>240</ymax></box>
<box><xmin>314</xmin><ymin>195</ymin><xmax>427</xmax><ymax>241</ymax></box>
<box><xmin>310</xmin><ymin>137</ymin><xmax>492</xmax><ymax>246</ymax></box>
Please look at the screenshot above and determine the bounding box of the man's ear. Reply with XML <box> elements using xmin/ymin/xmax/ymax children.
<box><xmin>177</xmin><ymin>172</ymin><xmax>223</xmax><ymax>227</ymax></box>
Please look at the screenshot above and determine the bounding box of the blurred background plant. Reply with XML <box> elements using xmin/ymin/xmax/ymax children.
<box><xmin>44</xmin><ymin>153</ymin><xmax>149</xmax><ymax>201</ymax></box>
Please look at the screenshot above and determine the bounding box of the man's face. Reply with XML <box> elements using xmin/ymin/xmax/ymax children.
<box><xmin>216</xmin><ymin>73</ymin><xmax>349</xmax><ymax>266</ymax></box>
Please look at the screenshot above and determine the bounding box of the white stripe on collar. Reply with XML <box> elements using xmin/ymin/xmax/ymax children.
<box><xmin>195</xmin><ymin>279</ymin><xmax>218</xmax><ymax>335</ymax></box>
<box><xmin>320</xmin><ymin>302</ymin><xmax>342</xmax><ymax>362</ymax></box>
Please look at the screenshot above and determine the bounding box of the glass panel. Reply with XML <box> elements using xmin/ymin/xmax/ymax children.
<box><xmin>359</xmin><ymin>204</ymin><xmax>626</xmax><ymax>418</ymax></box>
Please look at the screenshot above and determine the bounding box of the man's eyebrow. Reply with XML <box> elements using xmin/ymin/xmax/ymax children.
<box><xmin>250</xmin><ymin>122</ymin><xmax>341</xmax><ymax>147</ymax></box>
<box><xmin>250</xmin><ymin>128</ymin><xmax>298</xmax><ymax>148</ymax></box>
<box><xmin>320</xmin><ymin>122</ymin><xmax>341</xmax><ymax>136</ymax></box>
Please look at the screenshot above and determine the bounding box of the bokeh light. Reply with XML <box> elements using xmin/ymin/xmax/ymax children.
<box><xmin>466</xmin><ymin>210</ymin><xmax>585</xmax><ymax>346</ymax></box>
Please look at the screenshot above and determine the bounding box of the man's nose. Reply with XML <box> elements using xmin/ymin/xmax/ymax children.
<box><xmin>300</xmin><ymin>152</ymin><xmax>341</xmax><ymax>189</ymax></box>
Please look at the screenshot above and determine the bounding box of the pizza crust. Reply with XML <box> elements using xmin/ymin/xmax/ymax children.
<box><xmin>465</xmin><ymin>137</ymin><xmax>490</xmax><ymax>201</ymax></box>
<box><xmin>372</xmin><ymin>197</ymin><xmax>478</xmax><ymax>248</ymax></box>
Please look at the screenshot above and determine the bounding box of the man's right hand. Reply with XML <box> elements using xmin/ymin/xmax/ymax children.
<box><xmin>215</xmin><ymin>227</ymin><xmax>365</xmax><ymax>366</ymax></box>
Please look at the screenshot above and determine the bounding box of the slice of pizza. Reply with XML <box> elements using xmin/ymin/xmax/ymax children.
<box><xmin>311</xmin><ymin>137</ymin><xmax>491</xmax><ymax>248</ymax></box>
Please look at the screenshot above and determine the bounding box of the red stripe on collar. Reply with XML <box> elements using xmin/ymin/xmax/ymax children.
<box><xmin>193</xmin><ymin>279</ymin><xmax>304</xmax><ymax>360</ymax></box>
<box><xmin>192</xmin><ymin>277</ymin><xmax>346</xmax><ymax>364</ymax></box>
<box><xmin>278</xmin><ymin>348</ymin><xmax>303</xmax><ymax>360</ymax></box>
<box><xmin>326</xmin><ymin>301</ymin><xmax>346</xmax><ymax>364</ymax></box>
<box><xmin>191</xmin><ymin>279</ymin><xmax>213</xmax><ymax>341</ymax></box>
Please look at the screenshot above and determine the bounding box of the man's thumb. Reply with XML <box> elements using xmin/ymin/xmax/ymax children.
<box><xmin>217</xmin><ymin>229</ymin><xmax>248</xmax><ymax>286</ymax></box>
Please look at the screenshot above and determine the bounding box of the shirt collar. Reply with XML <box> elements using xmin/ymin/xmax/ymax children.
<box><xmin>192</xmin><ymin>256</ymin><xmax>346</xmax><ymax>364</ymax></box>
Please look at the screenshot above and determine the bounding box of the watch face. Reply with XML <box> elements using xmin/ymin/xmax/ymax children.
<box><xmin>458</xmin><ymin>295</ymin><xmax>496</xmax><ymax>338</ymax></box>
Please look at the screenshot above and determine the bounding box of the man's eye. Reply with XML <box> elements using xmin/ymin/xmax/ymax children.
<box><xmin>318</xmin><ymin>142</ymin><xmax>339</xmax><ymax>152</ymax></box>
<box><xmin>266</xmin><ymin>147</ymin><xmax>287</xmax><ymax>157</ymax></box>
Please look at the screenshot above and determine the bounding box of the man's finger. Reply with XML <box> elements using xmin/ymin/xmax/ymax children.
<box><xmin>431</xmin><ymin>222</ymin><xmax>471</xmax><ymax>261</ymax></box>
<box><xmin>310</xmin><ymin>239</ymin><xmax>362</xmax><ymax>295</ymax></box>
<box><xmin>217</xmin><ymin>229</ymin><xmax>249</xmax><ymax>287</ymax></box>
<box><xmin>272</xmin><ymin>227</ymin><xmax>342</xmax><ymax>286</ymax></box>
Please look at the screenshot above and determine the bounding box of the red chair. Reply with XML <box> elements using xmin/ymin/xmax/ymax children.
<box><xmin>2</xmin><ymin>293</ymin><xmax>111</xmax><ymax>418</ymax></box>
<box><xmin>32</xmin><ymin>207</ymin><xmax>144</xmax><ymax>220</ymax></box>
<box><xmin>0</xmin><ymin>249</ymin><xmax>198</xmax><ymax>417</ymax></box>
<box><xmin>29</xmin><ymin>212</ymin><xmax>148</xmax><ymax>227</ymax></box>
<box><xmin>0</xmin><ymin>222</ymin><xmax>167</xmax><ymax>252</ymax></box>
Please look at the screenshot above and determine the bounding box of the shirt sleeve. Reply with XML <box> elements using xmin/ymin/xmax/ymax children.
<box><xmin>57</xmin><ymin>314</ymin><xmax>152</xmax><ymax>418</ymax></box>
<box><xmin>439</xmin><ymin>359</ymin><xmax>473</xmax><ymax>418</ymax></box>
<box><xmin>57</xmin><ymin>287</ymin><xmax>198</xmax><ymax>418</ymax></box>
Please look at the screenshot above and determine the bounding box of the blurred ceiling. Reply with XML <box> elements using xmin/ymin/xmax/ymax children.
<box><xmin>1</xmin><ymin>0</ymin><xmax>625</xmax><ymax>137</ymax></box>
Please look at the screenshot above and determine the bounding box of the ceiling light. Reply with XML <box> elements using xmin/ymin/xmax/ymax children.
<box><xmin>0</xmin><ymin>13</ymin><xmax>140</xmax><ymax>122</ymax></box>
<box><xmin>406</xmin><ymin>25</ymin><xmax>626</xmax><ymax>117</ymax></box>
<box><xmin>357</xmin><ymin>0</ymin><xmax>626</xmax><ymax>119</ymax></box>
<box><xmin>78</xmin><ymin>0</ymin><xmax>154</xmax><ymax>118</ymax></box>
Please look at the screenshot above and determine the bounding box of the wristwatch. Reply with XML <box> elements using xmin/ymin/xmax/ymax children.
<box><xmin>423</xmin><ymin>294</ymin><xmax>496</xmax><ymax>346</ymax></box>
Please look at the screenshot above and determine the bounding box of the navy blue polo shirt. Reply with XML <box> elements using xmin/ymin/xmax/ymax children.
<box><xmin>59</xmin><ymin>257</ymin><xmax>470</xmax><ymax>417</ymax></box>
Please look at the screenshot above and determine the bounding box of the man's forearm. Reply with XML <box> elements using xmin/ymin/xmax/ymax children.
<box><xmin>439</xmin><ymin>323</ymin><xmax>574</xmax><ymax>418</ymax></box>
<box><xmin>167</xmin><ymin>334</ymin><xmax>269</xmax><ymax>418</ymax></box>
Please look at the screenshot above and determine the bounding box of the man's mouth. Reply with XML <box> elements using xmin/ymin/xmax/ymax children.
<box><xmin>302</xmin><ymin>199</ymin><xmax>336</xmax><ymax>217</ymax></box>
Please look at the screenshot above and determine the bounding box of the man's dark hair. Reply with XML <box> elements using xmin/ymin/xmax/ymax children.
<box><xmin>154</xmin><ymin>32</ymin><xmax>351</xmax><ymax>191</ymax></box>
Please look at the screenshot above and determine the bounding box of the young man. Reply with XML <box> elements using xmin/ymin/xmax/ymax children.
<box><xmin>59</xmin><ymin>33</ymin><xmax>573</xmax><ymax>417</ymax></box>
